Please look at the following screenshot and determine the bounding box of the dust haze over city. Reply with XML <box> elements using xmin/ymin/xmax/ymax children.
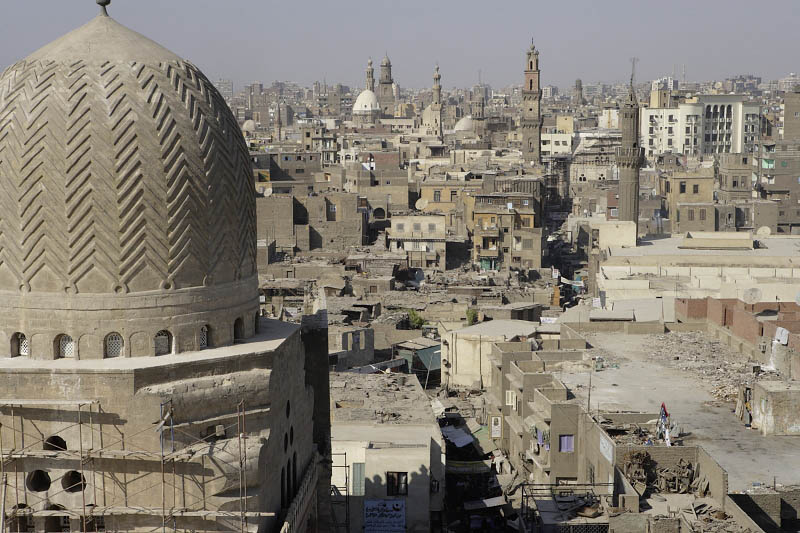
<box><xmin>0</xmin><ymin>0</ymin><xmax>798</xmax><ymax>532</ymax></box>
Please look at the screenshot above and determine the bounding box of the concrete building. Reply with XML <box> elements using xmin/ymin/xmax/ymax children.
<box><xmin>640</xmin><ymin>95</ymin><xmax>760</xmax><ymax>159</ymax></box>
<box><xmin>330</xmin><ymin>372</ymin><xmax>445</xmax><ymax>532</ymax></box>
<box><xmin>0</xmin><ymin>5</ymin><xmax>329</xmax><ymax>531</ymax></box>
<box><xmin>441</xmin><ymin>320</ymin><xmax>539</xmax><ymax>389</ymax></box>
<box><xmin>387</xmin><ymin>214</ymin><xmax>447</xmax><ymax>269</ymax></box>
<box><xmin>471</xmin><ymin>193</ymin><xmax>543</xmax><ymax>271</ymax></box>
<box><xmin>661</xmin><ymin>169</ymin><xmax>715</xmax><ymax>232</ymax></box>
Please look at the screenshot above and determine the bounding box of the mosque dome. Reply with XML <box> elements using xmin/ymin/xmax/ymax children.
<box><xmin>381</xmin><ymin>55</ymin><xmax>391</xmax><ymax>67</ymax></box>
<box><xmin>353</xmin><ymin>89</ymin><xmax>380</xmax><ymax>113</ymax></box>
<box><xmin>454</xmin><ymin>116</ymin><xmax>475</xmax><ymax>132</ymax></box>
<box><xmin>242</xmin><ymin>119</ymin><xmax>257</xmax><ymax>133</ymax></box>
<box><xmin>0</xmin><ymin>7</ymin><xmax>259</xmax><ymax>358</ymax></box>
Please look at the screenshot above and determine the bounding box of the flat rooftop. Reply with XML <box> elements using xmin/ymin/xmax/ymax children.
<box><xmin>608</xmin><ymin>236</ymin><xmax>800</xmax><ymax>258</ymax></box>
<box><xmin>330</xmin><ymin>372</ymin><xmax>434</xmax><ymax>425</ymax></box>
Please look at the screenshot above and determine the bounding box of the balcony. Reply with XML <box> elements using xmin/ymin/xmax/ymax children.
<box><xmin>476</xmin><ymin>247</ymin><xmax>499</xmax><ymax>258</ymax></box>
<box><xmin>279</xmin><ymin>453</ymin><xmax>319</xmax><ymax>533</ymax></box>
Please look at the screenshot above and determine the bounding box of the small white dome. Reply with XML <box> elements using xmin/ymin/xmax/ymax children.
<box><xmin>242</xmin><ymin>119</ymin><xmax>257</xmax><ymax>132</ymax></box>
<box><xmin>454</xmin><ymin>115</ymin><xmax>475</xmax><ymax>132</ymax></box>
<box><xmin>353</xmin><ymin>89</ymin><xmax>379</xmax><ymax>113</ymax></box>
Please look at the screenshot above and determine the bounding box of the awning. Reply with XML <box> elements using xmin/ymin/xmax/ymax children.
<box><xmin>463</xmin><ymin>496</ymin><xmax>507</xmax><ymax>511</ymax></box>
<box><xmin>440</xmin><ymin>425</ymin><xmax>474</xmax><ymax>448</ymax></box>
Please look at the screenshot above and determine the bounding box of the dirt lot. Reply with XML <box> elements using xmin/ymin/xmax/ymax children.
<box><xmin>559</xmin><ymin>332</ymin><xmax>800</xmax><ymax>491</ymax></box>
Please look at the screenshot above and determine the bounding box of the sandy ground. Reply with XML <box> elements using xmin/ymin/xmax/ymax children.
<box><xmin>557</xmin><ymin>332</ymin><xmax>800</xmax><ymax>492</ymax></box>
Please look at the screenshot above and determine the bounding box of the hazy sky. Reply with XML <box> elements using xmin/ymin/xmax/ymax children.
<box><xmin>2</xmin><ymin>0</ymin><xmax>797</xmax><ymax>91</ymax></box>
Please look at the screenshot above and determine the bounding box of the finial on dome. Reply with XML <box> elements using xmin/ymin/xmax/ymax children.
<box><xmin>97</xmin><ymin>0</ymin><xmax>111</xmax><ymax>16</ymax></box>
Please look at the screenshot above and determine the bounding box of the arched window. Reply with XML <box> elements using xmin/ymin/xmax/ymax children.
<box><xmin>234</xmin><ymin>318</ymin><xmax>244</xmax><ymax>341</ymax></box>
<box><xmin>287</xmin><ymin>458</ymin><xmax>292</xmax><ymax>500</ymax></box>
<box><xmin>56</xmin><ymin>335</ymin><xmax>75</xmax><ymax>359</ymax></box>
<box><xmin>199</xmin><ymin>325</ymin><xmax>210</xmax><ymax>349</ymax></box>
<box><xmin>154</xmin><ymin>330</ymin><xmax>172</xmax><ymax>356</ymax></box>
<box><xmin>11</xmin><ymin>332</ymin><xmax>28</xmax><ymax>357</ymax></box>
<box><xmin>105</xmin><ymin>333</ymin><xmax>123</xmax><ymax>358</ymax></box>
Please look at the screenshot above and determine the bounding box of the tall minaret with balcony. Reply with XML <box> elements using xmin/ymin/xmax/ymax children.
<box><xmin>617</xmin><ymin>78</ymin><xmax>644</xmax><ymax>235</ymax></box>
<box><xmin>366</xmin><ymin>58</ymin><xmax>375</xmax><ymax>92</ymax></box>
<box><xmin>521</xmin><ymin>41</ymin><xmax>543</xmax><ymax>165</ymax></box>
<box><xmin>432</xmin><ymin>65</ymin><xmax>443</xmax><ymax>141</ymax></box>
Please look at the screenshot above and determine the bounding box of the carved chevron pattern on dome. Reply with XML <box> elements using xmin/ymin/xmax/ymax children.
<box><xmin>0</xmin><ymin>58</ymin><xmax>256</xmax><ymax>293</ymax></box>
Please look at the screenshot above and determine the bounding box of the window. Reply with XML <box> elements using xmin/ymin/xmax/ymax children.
<box><xmin>450</xmin><ymin>190</ymin><xmax>458</xmax><ymax>202</ymax></box>
<box><xmin>428</xmin><ymin>223</ymin><xmax>436</xmax><ymax>232</ymax></box>
<box><xmin>688</xmin><ymin>209</ymin><xmax>694</xmax><ymax>221</ymax></box>
<box><xmin>559</xmin><ymin>434</ymin><xmax>575</xmax><ymax>453</ymax></box>
<box><xmin>154</xmin><ymin>330</ymin><xmax>172</xmax><ymax>356</ymax></box>
<box><xmin>294</xmin><ymin>168</ymin><xmax>304</xmax><ymax>174</ymax></box>
<box><xmin>433</xmin><ymin>190</ymin><xmax>441</xmax><ymax>202</ymax></box>
<box><xmin>104</xmin><ymin>333</ymin><xmax>123</xmax><ymax>358</ymax></box>
<box><xmin>386</xmin><ymin>472</ymin><xmax>408</xmax><ymax>496</ymax></box>
<box><xmin>505</xmin><ymin>390</ymin><xmax>517</xmax><ymax>407</ymax></box>
<box><xmin>609</xmin><ymin>208</ymin><xmax>618</xmax><ymax>217</ymax></box>
<box><xmin>679</xmin><ymin>181</ymin><xmax>686</xmax><ymax>193</ymax></box>
<box><xmin>11</xmin><ymin>333</ymin><xmax>28</xmax><ymax>357</ymax></box>
<box><xmin>352</xmin><ymin>463</ymin><xmax>365</xmax><ymax>496</ymax></box>
<box><xmin>665</xmin><ymin>181</ymin><xmax>670</xmax><ymax>193</ymax></box>
<box><xmin>699</xmin><ymin>209</ymin><xmax>706</xmax><ymax>221</ymax></box>
<box><xmin>396</xmin><ymin>223</ymin><xmax>404</xmax><ymax>232</ymax></box>
<box><xmin>200</xmin><ymin>325</ymin><xmax>209</xmax><ymax>349</ymax></box>
<box><xmin>693</xmin><ymin>184</ymin><xmax>699</xmax><ymax>194</ymax></box>
<box><xmin>56</xmin><ymin>335</ymin><xmax>75</xmax><ymax>359</ymax></box>
<box><xmin>413</xmin><ymin>223</ymin><xmax>421</xmax><ymax>232</ymax></box>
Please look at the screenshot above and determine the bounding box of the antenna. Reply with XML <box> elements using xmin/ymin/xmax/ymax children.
<box><xmin>629</xmin><ymin>57</ymin><xmax>639</xmax><ymax>87</ymax></box>
<box><xmin>478</xmin><ymin>69</ymin><xmax>482</xmax><ymax>85</ymax></box>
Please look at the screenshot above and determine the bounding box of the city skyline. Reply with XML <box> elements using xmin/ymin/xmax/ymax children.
<box><xmin>2</xmin><ymin>0</ymin><xmax>798</xmax><ymax>92</ymax></box>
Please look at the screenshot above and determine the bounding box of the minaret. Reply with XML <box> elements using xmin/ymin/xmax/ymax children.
<box><xmin>365</xmin><ymin>58</ymin><xmax>375</xmax><ymax>92</ymax></box>
<box><xmin>521</xmin><ymin>41</ymin><xmax>543</xmax><ymax>165</ymax></box>
<box><xmin>378</xmin><ymin>54</ymin><xmax>395</xmax><ymax>118</ymax></box>
<box><xmin>432</xmin><ymin>65</ymin><xmax>443</xmax><ymax>141</ymax></box>
<box><xmin>274</xmin><ymin>101</ymin><xmax>282</xmax><ymax>141</ymax></box>
<box><xmin>617</xmin><ymin>80</ymin><xmax>643</xmax><ymax>236</ymax></box>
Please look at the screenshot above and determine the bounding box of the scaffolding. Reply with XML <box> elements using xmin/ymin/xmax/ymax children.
<box><xmin>329</xmin><ymin>452</ymin><xmax>350</xmax><ymax>533</ymax></box>
<box><xmin>0</xmin><ymin>398</ymin><xmax>276</xmax><ymax>532</ymax></box>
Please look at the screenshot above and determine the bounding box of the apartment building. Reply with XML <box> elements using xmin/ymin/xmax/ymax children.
<box><xmin>471</xmin><ymin>193</ymin><xmax>543</xmax><ymax>271</ymax></box>
<box><xmin>388</xmin><ymin>214</ymin><xmax>447</xmax><ymax>269</ymax></box>
<box><xmin>641</xmin><ymin>95</ymin><xmax>760</xmax><ymax>159</ymax></box>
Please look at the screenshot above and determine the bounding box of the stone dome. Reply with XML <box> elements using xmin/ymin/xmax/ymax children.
<box><xmin>242</xmin><ymin>119</ymin><xmax>257</xmax><ymax>132</ymax></box>
<box><xmin>0</xmin><ymin>11</ymin><xmax>259</xmax><ymax>359</ymax></box>
<box><xmin>353</xmin><ymin>89</ymin><xmax>380</xmax><ymax>113</ymax></box>
<box><xmin>454</xmin><ymin>116</ymin><xmax>475</xmax><ymax>132</ymax></box>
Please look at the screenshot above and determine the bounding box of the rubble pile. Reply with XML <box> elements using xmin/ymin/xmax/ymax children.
<box><xmin>648</xmin><ymin>332</ymin><xmax>782</xmax><ymax>403</ymax></box>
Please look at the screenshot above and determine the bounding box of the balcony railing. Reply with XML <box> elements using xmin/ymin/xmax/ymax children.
<box><xmin>279</xmin><ymin>453</ymin><xmax>320</xmax><ymax>533</ymax></box>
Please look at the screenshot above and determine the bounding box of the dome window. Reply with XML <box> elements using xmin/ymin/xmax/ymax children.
<box><xmin>56</xmin><ymin>335</ymin><xmax>75</xmax><ymax>359</ymax></box>
<box><xmin>105</xmin><ymin>333</ymin><xmax>123</xmax><ymax>358</ymax></box>
<box><xmin>154</xmin><ymin>331</ymin><xmax>172</xmax><ymax>356</ymax></box>
<box><xmin>199</xmin><ymin>325</ymin><xmax>209</xmax><ymax>349</ymax></box>
<box><xmin>11</xmin><ymin>333</ymin><xmax>29</xmax><ymax>357</ymax></box>
<box><xmin>233</xmin><ymin>318</ymin><xmax>244</xmax><ymax>342</ymax></box>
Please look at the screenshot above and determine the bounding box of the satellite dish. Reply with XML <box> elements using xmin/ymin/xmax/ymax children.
<box><xmin>742</xmin><ymin>288</ymin><xmax>762</xmax><ymax>305</ymax></box>
<box><xmin>756</xmin><ymin>226</ymin><xmax>771</xmax><ymax>236</ymax></box>
<box><xmin>415</xmin><ymin>198</ymin><xmax>429</xmax><ymax>210</ymax></box>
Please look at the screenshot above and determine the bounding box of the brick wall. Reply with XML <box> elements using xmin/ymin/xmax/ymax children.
<box><xmin>675</xmin><ymin>298</ymin><xmax>709</xmax><ymax>321</ymax></box>
<box><xmin>615</xmin><ymin>445</ymin><xmax>698</xmax><ymax>469</ymax></box>
<box><xmin>697</xmin><ymin>447</ymin><xmax>728</xmax><ymax>504</ymax></box>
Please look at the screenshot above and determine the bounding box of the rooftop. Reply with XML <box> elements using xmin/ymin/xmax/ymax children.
<box><xmin>330</xmin><ymin>372</ymin><xmax>434</xmax><ymax>425</ymax></box>
<box><xmin>608</xmin><ymin>235</ymin><xmax>800</xmax><ymax>259</ymax></box>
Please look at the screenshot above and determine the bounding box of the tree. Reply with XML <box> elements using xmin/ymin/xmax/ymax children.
<box><xmin>407</xmin><ymin>309</ymin><xmax>426</xmax><ymax>329</ymax></box>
